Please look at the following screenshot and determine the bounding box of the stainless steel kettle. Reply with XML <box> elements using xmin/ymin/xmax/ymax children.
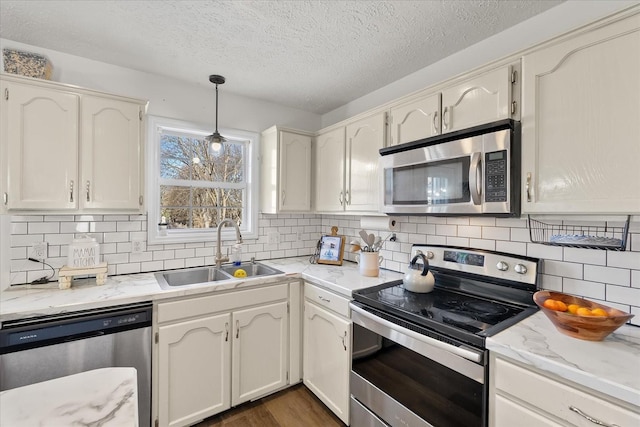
<box><xmin>403</xmin><ymin>253</ymin><xmax>435</xmax><ymax>293</ymax></box>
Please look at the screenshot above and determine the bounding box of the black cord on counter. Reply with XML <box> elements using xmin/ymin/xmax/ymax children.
<box><xmin>28</xmin><ymin>258</ymin><xmax>55</xmax><ymax>284</ymax></box>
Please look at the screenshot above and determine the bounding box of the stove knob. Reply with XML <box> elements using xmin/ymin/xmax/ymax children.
<box><xmin>496</xmin><ymin>261</ymin><xmax>509</xmax><ymax>271</ymax></box>
<box><xmin>425</xmin><ymin>251</ymin><xmax>435</xmax><ymax>260</ymax></box>
<box><xmin>514</xmin><ymin>263</ymin><xmax>528</xmax><ymax>274</ymax></box>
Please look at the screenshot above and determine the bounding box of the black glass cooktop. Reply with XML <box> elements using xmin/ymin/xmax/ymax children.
<box><xmin>353</xmin><ymin>279</ymin><xmax>537</xmax><ymax>348</ymax></box>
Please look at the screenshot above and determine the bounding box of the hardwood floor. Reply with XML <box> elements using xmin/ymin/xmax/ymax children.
<box><xmin>193</xmin><ymin>384</ymin><xmax>346</xmax><ymax>427</ymax></box>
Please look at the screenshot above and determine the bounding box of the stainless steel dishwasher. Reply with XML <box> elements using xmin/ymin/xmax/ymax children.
<box><xmin>0</xmin><ymin>302</ymin><xmax>152</xmax><ymax>427</ymax></box>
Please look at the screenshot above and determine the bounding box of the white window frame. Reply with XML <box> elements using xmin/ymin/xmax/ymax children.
<box><xmin>146</xmin><ymin>115</ymin><xmax>259</xmax><ymax>245</ymax></box>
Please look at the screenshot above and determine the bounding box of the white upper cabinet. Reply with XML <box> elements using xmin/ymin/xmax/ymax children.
<box><xmin>80</xmin><ymin>95</ymin><xmax>143</xmax><ymax>210</ymax></box>
<box><xmin>314</xmin><ymin>127</ymin><xmax>346</xmax><ymax>212</ymax></box>
<box><xmin>315</xmin><ymin>111</ymin><xmax>385</xmax><ymax>213</ymax></box>
<box><xmin>0</xmin><ymin>74</ymin><xmax>146</xmax><ymax>213</ymax></box>
<box><xmin>441</xmin><ymin>63</ymin><xmax>520</xmax><ymax>134</ymax></box>
<box><xmin>386</xmin><ymin>63</ymin><xmax>519</xmax><ymax>147</ymax></box>
<box><xmin>345</xmin><ymin>112</ymin><xmax>386</xmax><ymax>212</ymax></box>
<box><xmin>521</xmin><ymin>12</ymin><xmax>640</xmax><ymax>214</ymax></box>
<box><xmin>388</xmin><ymin>93</ymin><xmax>441</xmax><ymax>146</ymax></box>
<box><xmin>260</xmin><ymin>127</ymin><xmax>313</xmax><ymax>213</ymax></box>
<box><xmin>2</xmin><ymin>79</ymin><xmax>79</xmax><ymax>210</ymax></box>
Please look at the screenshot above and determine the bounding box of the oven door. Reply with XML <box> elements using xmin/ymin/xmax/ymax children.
<box><xmin>350</xmin><ymin>304</ymin><xmax>487</xmax><ymax>427</ymax></box>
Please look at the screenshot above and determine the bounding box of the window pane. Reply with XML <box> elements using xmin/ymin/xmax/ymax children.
<box><xmin>160</xmin><ymin>185</ymin><xmax>190</xmax><ymax>207</ymax></box>
<box><xmin>208</xmin><ymin>142</ymin><xmax>245</xmax><ymax>183</ymax></box>
<box><xmin>192</xmin><ymin>188</ymin><xmax>243</xmax><ymax>209</ymax></box>
<box><xmin>161</xmin><ymin>207</ymin><xmax>191</xmax><ymax>229</ymax></box>
<box><xmin>160</xmin><ymin>135</ymin><xmax>192</xmax><ymax>179</ymax></box>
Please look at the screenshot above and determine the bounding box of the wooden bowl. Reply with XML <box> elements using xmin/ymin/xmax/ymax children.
<box><xmin>533</xmin><ymin>291</ymin><xmax>634</xmax><ymax>341</ymax></box>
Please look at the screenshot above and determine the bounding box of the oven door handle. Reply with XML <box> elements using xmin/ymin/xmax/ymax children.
<box><xmin>351</xmin><ymin>304</ymin><xmax>483</xmax><ymax>364</ymax></box>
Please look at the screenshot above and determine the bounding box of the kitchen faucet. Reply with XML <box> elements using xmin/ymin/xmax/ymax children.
<box><xmin>215</xmin><ymin>219</ymin><xmax>243</xmax><ymax>268</ymax></box>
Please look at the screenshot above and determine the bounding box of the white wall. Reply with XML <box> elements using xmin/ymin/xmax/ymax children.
<box><xmin>321</xmin><ymin>0</ymin><xmax>639</xmax><ymax>127</ymax></box>
<box><xmin>0</xmin><ymin>39</ymin><xmax>322</xmax><ymax>133</ymax></box>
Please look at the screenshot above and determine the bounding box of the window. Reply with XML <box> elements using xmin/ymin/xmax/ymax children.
<box><xmin>147</xmin><ymin>116</ymin><xmax>258</xmax><ymax>244</ymax></box>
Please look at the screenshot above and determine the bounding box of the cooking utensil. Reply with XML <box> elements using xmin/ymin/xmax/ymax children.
<box><xmin>373</xmin><ymin>236</ymin><xmax>382</xmax><ymax>251</ymax></box>
<box><xmin>368</xmin><ymin>233</ymin><xmax>376</xmax><ymax>248</ymax></box>
<box><xmin>349</xmin><ymin>240</ymin><xmax>362</xmax><ymax>252</ymax></box>
<box><xmin>403</xmin><ymin>254</ymin><xmax>435</xmax><ymax>293</ymax></box>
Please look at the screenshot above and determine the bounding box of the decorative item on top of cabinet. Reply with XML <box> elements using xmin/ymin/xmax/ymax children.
<box><xmin>528</xmin><ymin>215</ymin><xmax>631</xmax><ymax>251</ymax></box>
<box><xmin>260</xmin><ymin>126</ymin><xmax>313</xmax><ymax>213</ymax></box>
<box><xmin>315</xmin><ymin>111</ymin><xmax>385</xmax><ymax>213</ymax></box>
<box><xmin>0</xmin><ymin>73</ymin><xmax>147</xmax><ymax>213</ymax></box>
<box><xmin>521</xmin><ymin>10</ymin><xmax>640</xmax><ymax>214</ymax></box>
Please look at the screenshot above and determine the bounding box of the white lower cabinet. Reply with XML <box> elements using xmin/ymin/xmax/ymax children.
<box><xmin>303</xmin><ymin>283</ymin><xmax>351</xmax><ymax>425</ymax></box>
<box><xmin>155</xmin><ymin>283</ymin><xmax>292</xmax><ymax>427</ymax></box>
<box><xmin>490</xmin><ymin>354</ymin><xmax>640</xmax><ymax>427</ymax></box>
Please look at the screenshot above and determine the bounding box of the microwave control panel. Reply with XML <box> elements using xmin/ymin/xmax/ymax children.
<box><xmin>485</xmin><ymin>150</ymin><xmax>507</xmax><ymax>202</ymax></box>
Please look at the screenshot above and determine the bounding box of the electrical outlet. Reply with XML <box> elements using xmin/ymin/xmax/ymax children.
<box><xmin>296</xmin><ymin>231</ymin><xmax>303</xmax><ymax>241</ymax></box>
<box><xmin>31</xmin><ymin>242</ymin><xmax>48</xmax><ymax>260</ymax></box>
<box><xmin>268</xmin><ymin>231</ymin><xmax>280</xmax><ymax>244</ymax></box>
<box><xmin>132</xmin><ymin>240</ymin><xmax>145</xmax><ymax>254</ymax></box>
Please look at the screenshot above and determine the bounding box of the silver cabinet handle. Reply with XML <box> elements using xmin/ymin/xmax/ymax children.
<box><xmin>345</xmin><ymin>190</ymin><xmax>350</xmax><ymax>205</ymax></box>
<box><xmin>281</xmin><ymin>190</ymin><xmax>286</xmax><ymax>204</ymax></box>
<box><xmin>69</xmin><ymin>180</ymin><xmax>74</xmax><ymax>203</ymax></box>
<box><xmin>2</xmin><ymin>192</ymin><xmax>7</xmax><ymax>205</ymax></box>
<box><xmin>318</xmin><ymin>296</ymin><xmax>330</xmax><ymax>303</ymax></box>
<box><xmin>569</xmin><ymin>406</ymin><xmax>619</xmax><ymax>427</ymax></box>
<box><xmin>526</xmin><ymin>172</ymin><xmax>532</xmax><ymax>202</ymax></box>
<box><xmin>339</xmin><ymin>191</ymin><xmax>343</xmax><ymax>205</ymax></box>
<box><xmin>432</xmin><ymin>110</ymin><xmax>439</xmax><ymax>134</ymax></box>
<box><xmin>225</xmin><ymin>322</ymin><xmax>229</xmax><ymax>342</ymax></box>
<box><xmin>86</xmin><ymin>180</ymin><xmax>91</xmax><ymax>202</ymax></box>
<box><xmin>341</xmin><ymin>331</ymin><xmax>347</xmax><ymax>351</ymax></box>
<box><xmin>469</xmin><ymin>152</ymin><xmax>482</xmax><ymax>205</ymax></box>
<box><xmin>442</xmin><ymin>106</ymin><xmax>449</xmax><ymax>130</ymax></box>
<box><xmin>235</xmin><ymin>320</ymin><xmax>239</xmax><ymax>339</ymax></box>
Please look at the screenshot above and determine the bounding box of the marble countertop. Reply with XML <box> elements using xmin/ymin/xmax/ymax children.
<box><xmin>0</xmin><ymin>367</ymin><xmax>138</xmax><ymax>426</ymax></box>
<box><xmin>2</xmin><ymin>256</ymin><xmax>638</xmax><ymax>411</ymax></box>
<box><xmin>0</xmin><ymin>257</ymin><xmax>404</xmax><ymax>323</ymax></box>
<box><xmin>487</xmin><ymin>311</ymin><xmax>640</xmax><ymax>408</ymax></box>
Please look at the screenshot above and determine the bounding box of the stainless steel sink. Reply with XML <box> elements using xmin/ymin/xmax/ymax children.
<box><xmin>155</xmin><ymin>262</ymin><xmax>283</xmax><ymax>289</ymax></box>
<box><xmin>218</xmin><ymin>262</ymin><xmax>283</xmax><ymax>278</ymax></box>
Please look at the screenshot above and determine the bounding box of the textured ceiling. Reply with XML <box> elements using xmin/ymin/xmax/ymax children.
<box><xmin>0</xmin><ymin>0</ymin><xmax>564</xmax><ymax>114</ymax></box>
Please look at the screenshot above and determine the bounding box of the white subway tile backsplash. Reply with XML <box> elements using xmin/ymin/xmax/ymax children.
<box><xmin>607</xmin><ymin>251</ymin><xmax>640</xmax><ymax>269</ymax></box>
<box><xmin>563</xmin><ymin>247</ymin><xmax>606</xmax><ymax>266</ymax></box>
<box><xmin>543</xmin><ymin>260</ymin><xmax>583</xmax><ymax>279</ymax></box>
<box><xmin>6</xmin><ymin>213</ymin><xmax>638</xmax><ymax>316</ymax></box>
<box><xmin>584</xmin><ymin>265</ymin><xmax>630</xmax><ymax>287</ymax></box>
<box><xmin>563</xmin><ymin>278</ymin><xmax>606</xmax><ymax>300</ymax></box>
<box><xmin>482</xmin><ymin>227</ymin><xmax>510</xmax><ymax>240</ymax></box>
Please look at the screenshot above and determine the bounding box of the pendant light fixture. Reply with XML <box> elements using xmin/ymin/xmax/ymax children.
<box><xmin>206</xmin><ymin>74</ymin><xmax>226</xmax><ymax>152</ymax></box>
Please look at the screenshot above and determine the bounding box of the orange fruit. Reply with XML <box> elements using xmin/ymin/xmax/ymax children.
<box><xmin>576</xmin><ymin>307</ymin><xmax>594</xmax><ymax>316</ymax></box>
<box><xmin>567</xmin><ymin>304</ymin><xmax>580</xmax><ymax>314</ymax></box>
<box><xmin>543</xmin><ymin>298</ymin><xmax>568</xmax><ymax>312</ymax></box>
<box><xmin>591</xmin><ymin>308</ymin><xmax>608</xmax><ymax>317</ymax></box>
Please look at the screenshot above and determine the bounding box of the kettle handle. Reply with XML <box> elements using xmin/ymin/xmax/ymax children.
<box><xmin>409</xmin><ymin>254</ymin><xmax>430</xmax><ymax>276</ymax></box>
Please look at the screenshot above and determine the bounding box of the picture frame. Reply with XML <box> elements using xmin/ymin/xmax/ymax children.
<box><xmin>317</xmin><ymin>234</ymin><xmax>345</xmax><ymax>265</ymax></box>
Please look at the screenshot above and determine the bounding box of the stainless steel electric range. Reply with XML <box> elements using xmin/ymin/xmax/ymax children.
<box><xmin>350</xmin><ymin>245</ymin><xmax>541</xmax><ymax>427</ymax></box>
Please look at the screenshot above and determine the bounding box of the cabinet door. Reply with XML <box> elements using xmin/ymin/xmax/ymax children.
<box><xmin>279</xmin><ymin>131</ymin><xmax>312</xmax><ymax>212</ymax></box>
<box><xmin>314</xmin><ymin>127</ymin><xmax>345</xmax><ymax>212</ymax></box>
<box><xmin>493</xmin><ymin>395</ymin><xmax>561</xmax><ymax>427</ymax></box>
<box><xmin>2</xmin><ymin>81</ymin><xmax>79</xmax><ymax>210</ymax></box>
<box><xmin>441</xmin><ymin>64</ymin><xmax>514</xmax><ymax>134</ymax></box>
<box><xmin>232</xmin><ymin>301</ymin><xmax>288</xmax><ymax>406</ymax></box>
<box><xmin>389</xmin><ymin>93</ymin><xmax>441</xmax><ymax>146</ymax></box>
<box><xmin>157</xmin><ymin>313</ymin><xmax>231</xmax><ymax>427</ymax></box>
<box><xmin>345</xmin><ymin>112</ymin><xmax>385</xmax><ymax>212</ymax></box>
<box><xmin>80</xmin><ymin>95</ymin><xmax>142</xmax><ymax>211</ymax></box>
<box><xmin>521</xmin><ymin>14</ymin><xmax>640</xmax><ymax>214</ymax></box>
<box><xmin>303</xmin><ymin>301</ymin><xmax>350</xmax><ymax>425</ymax></box>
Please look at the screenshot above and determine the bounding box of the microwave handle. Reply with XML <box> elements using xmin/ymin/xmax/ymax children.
<box><xmin>469</xmin><ymin>152</ymin><xmax>482</xmax><ymax>205</ymax></box>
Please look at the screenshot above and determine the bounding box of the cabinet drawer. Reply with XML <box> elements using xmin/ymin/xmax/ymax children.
<box><xmin>494</xmin><ymin>357</ymin><xmax>640</xmax><ymax>426</ymax></box>
<box><xmin>304</xmin><ymin>282</ymin><xmax>350</xmax><ymax>317</ymax></box>
<box><xmin>158</xmin><ymin>283</ymin><xmax>289</xmax><ymax>324</ymax></box>
<box><xmin>494</xmin><ymin>395</ymin><xmax>561</xmax><ymax>427</ymax></box>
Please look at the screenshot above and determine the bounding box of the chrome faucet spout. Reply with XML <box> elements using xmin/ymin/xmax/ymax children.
<box><xmin>215</xmin><ymin>219</ymin><xmax>243</xmax><ymax>268</ymax></box>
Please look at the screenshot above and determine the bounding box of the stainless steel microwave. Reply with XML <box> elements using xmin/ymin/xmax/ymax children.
<box><xmin>380</xmin><ymin>119</ymin><xmax>520</xmax><ymax>216</ymax></box>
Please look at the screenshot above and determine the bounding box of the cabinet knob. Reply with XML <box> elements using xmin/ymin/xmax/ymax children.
<box><xmin>496</xmin><ymin>261</ymin><xmax>509</xmax><ymax>272</ymax></box>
